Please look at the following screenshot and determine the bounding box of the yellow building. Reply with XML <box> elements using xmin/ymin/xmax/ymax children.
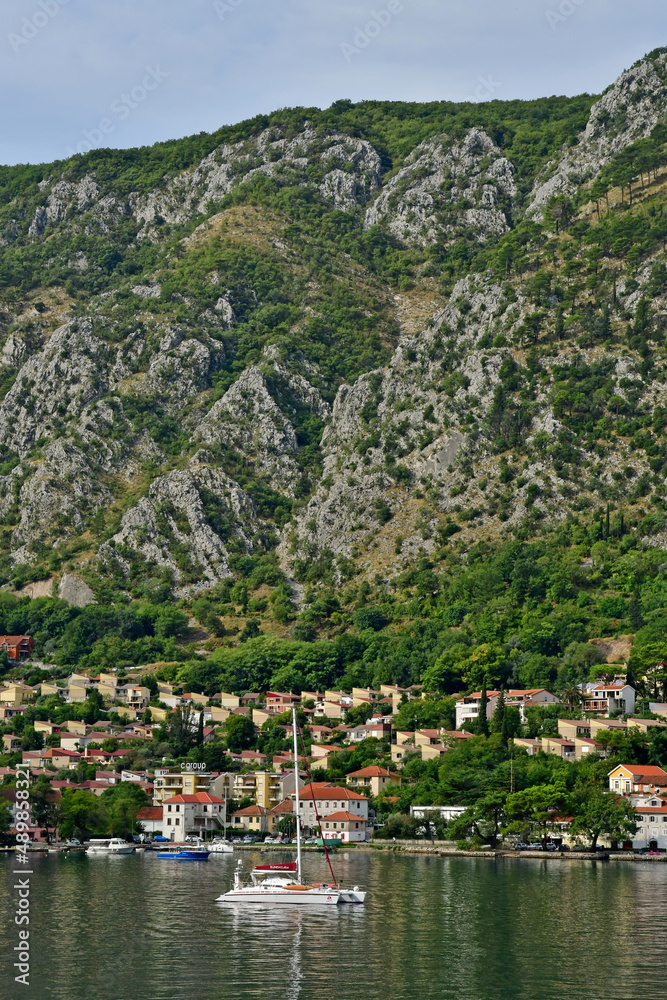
<box><xmin>153</xmin><ymin>771</ymin><xmax>213</xmax><ymax>807</ymax></box>
<box><xmin>347</xmin><ymin>766</ymin><xmax>401</xmax><ymax>797</ymax></box>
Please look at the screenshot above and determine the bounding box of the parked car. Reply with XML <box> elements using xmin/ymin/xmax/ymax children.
<box><xmin>545</xmin><ymin>843</ymin><xmax>558</xmax><ymax>852</ymax></box>
<box><xmin>153</xmin><ymin>836</ymin><xmax>170</xmax><ymax>843</ymax></box>
<box><xmin>304</xmin><ymin>838</ymin><xmax>317</xmax><ymax>845</ymax></box>
<box><xmin>513</xmin><ymin>843</ymin><xmax>529</xmax><ymax>851</ymax></box>
<box><xmin>527</xmin><ymin>843</ymin><xmax>543</xmax><ymax>850</ymax></box>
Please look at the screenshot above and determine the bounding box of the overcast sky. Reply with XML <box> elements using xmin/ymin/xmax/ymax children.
<box><xmin>1</xmin><ymin>0</ymin><xmax>665</xmax><ymax>165</ymax></box>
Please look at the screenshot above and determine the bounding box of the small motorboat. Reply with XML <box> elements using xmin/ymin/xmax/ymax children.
<box><xmin>209</xmin><ymin>838</ymin><xmax>234</xmax><ymax>855</ymax></box>
<box><xmin>86</xmin><ymin>838</ymin><xmax>136</xmax><ymax>855</ymax></box>
<box><xmin>156</xmin><ymin>847</ymin><xmax>210</xmax><ymax>861</ymax></box>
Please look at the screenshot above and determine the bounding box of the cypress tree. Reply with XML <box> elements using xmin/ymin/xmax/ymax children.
<box><xmin>490</xmin><ymin>690</ymin><xmax>506</xmax><ymax>734</ymax></box>
<box><xmin>197</xmin><ymin>710</ymin><xmax>204</xmax><ymax>747</ymax></box>
<box><xmin>478</xmin><ymin>678</ymin><xmax>489</xmax><ymax>737</ymax></box>
<box><xmin>629</xmin><ymin>592</ymin><xmax>644</xmax><ymax>632</ymax></box>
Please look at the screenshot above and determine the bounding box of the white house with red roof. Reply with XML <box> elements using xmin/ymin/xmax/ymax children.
<box><xmin>136</xmin><ymin>806</ymin><xmax>164</xmax><ymax>835</ymax></box>
<box><xmin>582</xmin><ymin>683</ymin><xmax>635</xmax><ymax>718</ymax></box>
<box><xmin>290</xmin><ymin>782</ymin><xmax>370</xmax><ymax>835</ymax></box>
<box><xmin>321</xmin><ymin>810</ymin><xmax>367</xmax><ymax>843</ymax></box>
<box><xmin>162</xmin><ymin>792</ymin><xmax>227</xmax><ymax>840</ymax></box>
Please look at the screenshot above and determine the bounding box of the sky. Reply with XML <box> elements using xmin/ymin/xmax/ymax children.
<box><xmin>0</xmin><ymin>0</ymin><xmax>665</xmax><ymax>165</ymax></box>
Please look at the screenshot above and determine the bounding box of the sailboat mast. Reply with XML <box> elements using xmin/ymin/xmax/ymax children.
<box><xmin>292</xmin><ymin>706</ymin><xmax>302</xmax><ymax>882</ymax></box>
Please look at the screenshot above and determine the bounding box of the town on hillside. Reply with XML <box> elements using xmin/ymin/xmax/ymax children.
<box><xmin>2</xmin><ymin>632</ymin><xmax>667</xmax><ymax>854</ymax></box>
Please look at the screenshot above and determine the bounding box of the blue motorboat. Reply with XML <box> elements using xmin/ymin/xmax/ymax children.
<box><xmin>156</xmin><ymin>849</ymin><xmax>210</xmax><ymax>861</ymax></box>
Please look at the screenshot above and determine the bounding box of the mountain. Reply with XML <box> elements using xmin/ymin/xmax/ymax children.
<box><xmin>2</xmin><ymin>49</ymin><xmax>667</xmax><ymax>694</ymax></box>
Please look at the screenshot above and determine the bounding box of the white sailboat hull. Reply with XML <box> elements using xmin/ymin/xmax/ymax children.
<box><xmin>217</xmin><ymin>886</ymin><xmax>340</xmax><ymax>905</ymax></box>
<box><xmin>209</xmin><ymin>843</ymin><xmax>234</xmax><ymax>854</ymax></box>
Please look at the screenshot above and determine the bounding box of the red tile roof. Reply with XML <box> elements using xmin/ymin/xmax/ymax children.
<box><xmin>163</xmin><ymin>793</ymin><xmax>226</xmax><ymax>804</ymax></box>
<box><xmin>325</xmin><ymin>810</ymin><xmax>364</xmax><ymax>823</ymax></box>
<box><xmin>297</xmin><ymin>783</ymin><xmax>367</xmax><ymax>801</ymax></box>
<box><xmin>137</xmin><ymin>807</ymin><xmax>163</xmax><ymax>820</ymax></box>
<box><xmin>347</xmin><ymin>766</ymin><xmax>394</xmax><ymax>778</ymax></box>
<box><xmin>232</xmin><ymin>805</ymin><xmax>268</xmax><ymax>816</ymax></box>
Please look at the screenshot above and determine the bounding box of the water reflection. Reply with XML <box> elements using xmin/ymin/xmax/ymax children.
<box><xmin>1</xmin><ymin>852</ymin><xmax>664</xmax><ymax>1000</ymax></box>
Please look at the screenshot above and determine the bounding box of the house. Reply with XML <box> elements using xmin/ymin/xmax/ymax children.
<box><xmin>513</xmin><ymin>738</ymin><xmax>543</xmax><ymax>756</ymax></box>
<box><xmin>241</xmin><ymin>692</ymin><xmax>261</xmax><ymax>705</ymax></box>
<box><xmin>344</xmin><ymin>720</ymin><xmax>392</xmax><ymax>742</ymax></box>
<box><xmin>238</xmin><ymin>750</ymin><xmax>267</xmax><ymax>766</ymax></box>
<box><xmin>391</xmin><ymin>742</ymin><xmax>419</xmax><ymax>765</ymax></box>
<box><xmin>290</xmin><ymin>782</ymin><xmax>369</xmax><ymax>833</ymax></box>
<box><xmin>43</xmin><ymin>747</ymin><xmax>83</xmax><ymax>768</ymax></box>
<box><xmin>541</xmin><ymin>737</ymin><xmax>576</xmax><ymax>759</ymax></box>
<box><xmin>627</xmin><ymin>718</ymin><xmax>667</xmax><ymax>734</ymax></box>
<box><xmin>218</xmin><ymin>693</ymin><xmax>241</xmax><ymax>711</ymax></box>
<box><xmin>558</xmin><ymin>719</ymin><xmax>592</xmax><ymax>741</ymax></box>
<box><xmin>153</xmin><ymin>770</ymin><xmax>216</xmax><ymax>807</ymax></box>
<box><xmin>0</xmin><ymin>705</ymin><xmax>24</xmax><ymax>723</ymax></box>
<box><xmin>313</xmin><ymin>699</ymin><xmax>346</xmax><ymax>720</ymax></box>
<box><xmin>230</xmin><ymin>804</ymin><xmax>270</xmax><ymax>834</ymax></box>
<box><xmin>266</xmin><ymin>692</ymin><xmax>300</xmax><ymax>715</ymax></box>
<box><xmin>163</xmin><ymin>792</ymin><xmax>227</xmax><ymax>839</ymax></box>
<box><xmin>627</xmin><ymin>794</ymin><xmax>667</xmax><ymax>850</ymax></box>
<box><xmin>0</xmin><ymin>683</ymin><xmax>33</xmax><ymax>706</ymax></box>
<box><xmin>574</xmin><ymin>737</ymin><xmax>607</xmax><ymax>759</ymax></box>
<box><xmin>351</xmin><ymin>687</ymin><xmax>380</xmax><ymax>707</ymax></box>
<box><xmin>608</xmin><ymin>765</ymin><xmax>667</xmax><ymax>795</ymax></box>
<box><xmin>582</xmin><ymin>683</ymin><xmax>636</xmax><ymax>718</ymax></box>
<box><xmin>136</xmin><ymin>806</ymin><xmax>163</xmax><ymax>835</ymax></box>
<box><xmin>2</xmin><ymin>734</ymin><xmax>21</xmax><ymax>752</ymax></box>
<box><xmin>0</xmin><ymin>636</ymin><xmax>33</xmax><ymax>661</ymax></box>
<box><xmin>455</xmin><ymin>689</ymin><xmax>559</xmax><ymax>729</ymax></box>
<box><xmin>321</xmin><ymin>810</ymin><xmax>367</xmax><ymax>843</ymax></box>
<box><xmin>232</xmin><ymin>770</ymin><xmax>303</xmax><ymax>809</ymax></box>
<box><xmin>347</xmin><ymin>766</ymin><xmax>401</xmax><ymax>797</ymax></box>
<box><xmin>589</xmin><ymin>719</ymin><xmax>627</xmax><ymax>739</ymax></box>
<box><xmin>33</xmin><ymin>720</ymin><xmax>61</xmax><ymax>736</ymax></box>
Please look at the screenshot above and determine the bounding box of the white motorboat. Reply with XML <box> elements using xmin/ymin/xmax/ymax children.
<box><xmin>86</xmin><ymin>838</ymin><xmax>135</xmax><ymax>855</ymax></box>
<box><xmin>209</xmin><ymin>838</ymin><xmax>234</xmax><ymax>854</ymax></box>
<box><xmin>216</xmin><ymin>708</ymin><xmax>366</xmax><ymax>906</ymax></box>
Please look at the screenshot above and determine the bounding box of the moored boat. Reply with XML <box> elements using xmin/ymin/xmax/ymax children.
<box><xmin>86</xmin><ymin>838</ymin><xmax>135</xmax><ymax>855</ymax></box>
<box><xmin>157</xmin><ymin>847</ymin><xmax>210</xmax><ymax>861</ymax></box>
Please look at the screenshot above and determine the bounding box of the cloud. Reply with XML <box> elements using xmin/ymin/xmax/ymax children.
<box><xmin>0</xmin><ymin>0</ymin><xmax>664</xmax><ymax>164</ymax></box>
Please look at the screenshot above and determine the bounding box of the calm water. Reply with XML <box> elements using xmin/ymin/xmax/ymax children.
<box><xmin>0</xmin><ymin>849</ymin><xmax>664</xmax><ymax>1000</ymax></box>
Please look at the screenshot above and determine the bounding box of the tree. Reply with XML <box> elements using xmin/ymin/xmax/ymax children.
<box><xmin>101</xmin><ymin>783</ymin><xmax>149</xmax><ymax>839</ymax></box>
<box><xmin>477</xmin><ymin>678</ymin><xmax>489</xmax><ymax>737</ymax></box>
<box><xmin>490</xmin><ymin>691</ymin><xmax>506</xmax><ymax>734</ymax></box>
<box><xmin>20</xmin><ymin>727</ymin><xmax>44</xmax><ymax>752</ymax></box>
<box><xmin>224</xmin><ymin>714</ymin><xmax>256</xmax><ymax>752</ymax></box>
<box><xmin>196</xmin><ymin>711</ymin><xmax>204</xmax><ymax>747</ymax></box>
<box><xmin>0</xmin><ymin>796</ymin><xmax>12</xmax><ymax>838</ymax></box>
<box><xmin>447</xmin><ymin>791</ymin><xmax>507</xmax><ymax>848</ymax></box>
<box><xmin>168</xmin><ymin>704</ymin><xmax>196</xmax><ymax>754</ymax></box>
<box><xmin>570</xmin><ymin>788</ymin><xmax>637</xmax><ymax>849</ymax></box>
<box><xmin>505</xmin><ymin>783</ymin><xmax>568</xmax><ymax>848</ymax></box>
<box><xmin>31</xmin><ymin>776</ymin><xmax>60</xmax><ymax>843</ymax></box>
<box><xmin>59</xmin><ymin>790</ymin><xmax>109</xmax><ymax>840</ymax></box>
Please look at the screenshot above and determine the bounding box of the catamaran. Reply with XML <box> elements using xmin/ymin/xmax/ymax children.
<box><xmin>216</xmin><ymin>707</ymin><xmax>366</xmax><ymax>905</ymax></box>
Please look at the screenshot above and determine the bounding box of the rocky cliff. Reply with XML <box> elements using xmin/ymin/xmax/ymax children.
<box><xmin>1</xmin><ymin>49</ymin><xmax>667</xmax><ymax>603</ymax></box>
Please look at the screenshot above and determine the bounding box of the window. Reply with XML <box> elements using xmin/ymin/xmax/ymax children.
<box><xmin>613</xmin><ymin>781</ymin><xmax>620</xmax><ymax>791</ymax></box>
<box><xmin>333</xmin><ymin>823</ymin><xmax>337</xmax><ymax>829</ymax></box>
<box><xmin>175</xmin><ymin>818</ymin><xmax>179</xmax><ymax>825</ymax></box>
<box><xmin>168</xmin><ymin>805</ymin><xmax>172</xmax><ymax>812</ymax></box>
<box><xmin>325</xmin><ymin>823</ymin><xmax>329</xmax><ymax>829</ymax></box>
<box><xmin>355</xmin><ymin>823</ymin><xmax>359</xmax><ymax>829</ymax></box>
